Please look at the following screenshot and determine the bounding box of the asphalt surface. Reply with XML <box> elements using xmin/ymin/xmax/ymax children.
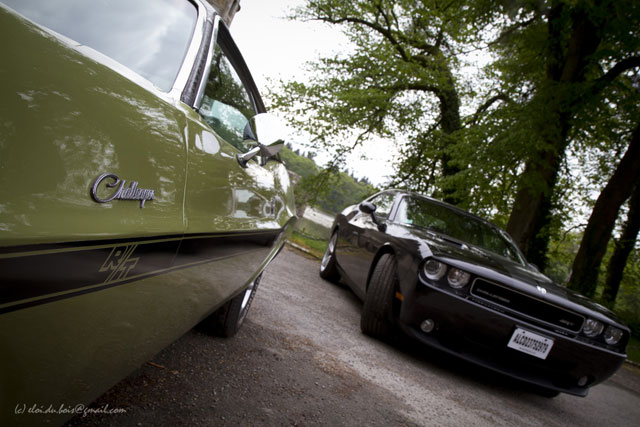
<box><xmin>66</xmin><ymin>246</ymin><xmax>640</xmax><ymax>426</ymax></box>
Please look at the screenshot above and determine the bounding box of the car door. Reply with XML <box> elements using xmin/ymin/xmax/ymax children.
<box><xmin>339</xmin><ymin>192</ymin><xmax>397</xmax><ymax>296</ymax></box>
<box><xmin>176</xmin><ymin>21</ymin><xmax>294</xmax><ymax>306</ymax></box>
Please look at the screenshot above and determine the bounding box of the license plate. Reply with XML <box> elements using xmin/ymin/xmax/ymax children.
<box><xmin>507</xmin><ymin>328</ymin><xmax>554</xmax><ymax>360</ymax></box>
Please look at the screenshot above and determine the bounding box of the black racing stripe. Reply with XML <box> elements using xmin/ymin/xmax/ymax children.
<box><xmin>0</xmin><ymin>229</ymin><xmax>275</xmax><ymax>256</ymax></box>
<box><xmin>0</xmin><ymin>240</ymin><xmax>180</xmax><ymax>306</ymax></box>
<box><xmin>0</xmin><ymin>246</ymin><xmax>269</xmax><ymax>316</ymax></box>
<box><xmin>0</xmin><ymin>229</ymin><xmax>282</xmax><ymax>314</ymax></box>
<box><xmin>175</xmin><ymin>231</ymin><xmax>276</xmax><ymax>267</ymax></box>
<box><xmin>0</xmin><ymin>234</ymin><xmax>183</xmax><ymax>256</ymax></box>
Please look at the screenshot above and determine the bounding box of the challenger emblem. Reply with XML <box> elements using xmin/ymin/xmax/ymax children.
<box><xmin>537</xmin><ymin>286</ymin><xmax>547</xmax><ymax>295</ymax></box>
<box><xmin>91</xmin><ymin>173</ymin><xmax>155</xmax><ymax>208</ymax></box>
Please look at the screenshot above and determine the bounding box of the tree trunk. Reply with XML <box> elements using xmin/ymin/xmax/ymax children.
<box><xmin>601</xmin><ymin>182</ymin><xmax>640</xmax><ymax>306</ymax></box>
<box><xmin>567</xmin><ymin>122</ymin><xmax>640</xmax><ymax>297</ymax></box>
<box><xmin>506</xmin><ymin>3</ymin><xmax>605</xmax><ymax>264</ymax></box>
<box><xmin>438</xmin><ymin>83</ymin><xmax>463</xmax><ymax>205</ymax></box>
<box><xmin>526</xmin><ymin>189</ymin><xmax>556</xmax><ymax>269</ymax></box>
<box><xmin>506</xmin><ymin>141</ymin><xmax>564</xmax><ymax>265</ymax></box>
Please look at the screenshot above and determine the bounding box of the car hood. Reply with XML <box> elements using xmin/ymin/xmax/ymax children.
<box><xmin>408</xmin><ymin>227</ymin><xmax>622</xmax><ymax>322</ymax></box>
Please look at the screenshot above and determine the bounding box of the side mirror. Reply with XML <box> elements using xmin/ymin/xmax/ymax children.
<box><xmin>359</xmin><ymin>201</ymin><xmax>376</xmax><ymax>214</ymax></box>
<box><xmin>359</xmin><ymin>202</ymin><xmax>387</xmax><ymax>232</ymax></box>
<box><xmin>237</xmin><ymin>113</ymin><xmax>286</xmax><ymax>167</ymax></box>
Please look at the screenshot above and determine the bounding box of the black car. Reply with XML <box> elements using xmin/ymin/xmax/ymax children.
<box><xmin>320</xmin><ymin>190</ymin><xmax>628</xmax><ymax>397</ymax></box>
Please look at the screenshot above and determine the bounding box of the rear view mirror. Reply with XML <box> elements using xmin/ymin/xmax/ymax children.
<box><xmin>237</xmin><ymin>113</ymin><xmax>287</xmax><ymax>167</ymax></box>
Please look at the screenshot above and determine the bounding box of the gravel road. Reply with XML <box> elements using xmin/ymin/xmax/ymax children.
<box><xmin>66</xmin><ymin>246</ymin><xmax>640</xmax><ymax>426</ymax></box>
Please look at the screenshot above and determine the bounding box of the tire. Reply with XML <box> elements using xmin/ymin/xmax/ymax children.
<box><xmin>360</xmin><ymin>253</ymin><xmax>397</xmax><ymax>339</ymax></box>
<box><xmin>319</xmin><ymin>231</ymin><xmax>340</xmax><ymax>282</ymax></box>
<box><xmin>210</xmin><ymin>273</ymin><xmax>262</xmax><ymax>338</ymax></box>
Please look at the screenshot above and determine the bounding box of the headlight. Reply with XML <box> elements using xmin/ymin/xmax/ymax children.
<box><xmin>423</xmin><ymin>259</ymin><xmax>447</xmax><ymax>280</ymax></box>
<box><xmin>604</xmin><ymin>326</ymin><xmax>623</xmax><ymax>345</ymax></box>
<box><xmin>583</xmin><ymin>318</ymin><xmax>604</xmax><ymax>337</ymax></box>
<box><xmin>447</xmin><ymin>268</ymin><xmax>470</xmax><ymax>289</ymax></box>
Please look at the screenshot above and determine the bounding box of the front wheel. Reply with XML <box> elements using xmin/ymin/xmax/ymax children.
<box><xmin>360</xmin><ymin>253</ymin><xmax>397</xmax><ymax>339</ymax></box>
<box><xmin>210</xmin><ymin>273</ymin><xmax>262</xmax><ymax>337</ymax></box>
<box><xmin>319</xmin><ymin>231</ymin><xmax>340</xmax><ymax>282</ymax></box>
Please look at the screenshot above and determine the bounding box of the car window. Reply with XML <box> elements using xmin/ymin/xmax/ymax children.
<box><xmin>2</xmin><ymin>0</ymin><xmax>197</xmax><ymax>92</ymax></box>
<box><xmin>369</xmin><ymin>193</ymin><xmax>395</xmax><ymax>218</ymax></box>
<box><xmin>396</xmin><ymin>196</ymin><xmax>524</xmax><ymax>264</ymax></box>
<box><xmin>198</xmin><ymin>43</ymin><xmax>257</xmax><ymax>153</ymax></box>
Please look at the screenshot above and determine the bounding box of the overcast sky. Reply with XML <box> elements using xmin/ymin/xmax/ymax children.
<box><xmin>232</xmin><ymin>0</ymin><xmax>397</xmax><ymax>187</ymax></box>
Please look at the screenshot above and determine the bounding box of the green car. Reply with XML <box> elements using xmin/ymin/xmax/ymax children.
<box><xmin>0</xmin><ymin>0</ymin><xmax>296</xmax><ymax>424</ymax></box>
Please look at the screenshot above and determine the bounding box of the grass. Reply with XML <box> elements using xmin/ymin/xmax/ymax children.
<box><xmin>289</xmin><ymin>230</ymin><xmax>327</xmax><ymax>259</ymax></box>
<box><xmin>287</xmin><ymin>213</ymin><xmax>331</xmax><ymax>259</ymax></box>
<box><xmin>627</xmin><ymin>335</ymin><xmax>640</xmax><ymax>364</ymax></box>
<box><xmin>295</xmin><ymin>216</ymin><xmax>332</xmax><ymax>240</ymax></box>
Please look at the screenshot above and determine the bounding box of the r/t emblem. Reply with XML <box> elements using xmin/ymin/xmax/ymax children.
<box><xmin>99</xmin><ymin>245</ymin><xmax>139</xmax><ymax>283</ymax></box>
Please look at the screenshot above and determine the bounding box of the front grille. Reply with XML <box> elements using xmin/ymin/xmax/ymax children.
<box><xmin>470</xmin><ymin>279</ymin><xmax>584</xmax><ymax>333</ymax></box>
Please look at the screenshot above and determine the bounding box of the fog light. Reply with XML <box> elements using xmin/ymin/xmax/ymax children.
<box><xmin>577</xmin><ymin>376</ymin><xmax>589</xmax><ymax>387</ymax></box>
<box><xmin>420</xmin><ymin>319</ymin><xmax>435</xmax><ymax>333</ymax></box>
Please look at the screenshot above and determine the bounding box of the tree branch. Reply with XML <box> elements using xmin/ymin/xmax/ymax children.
<box><xmin>376</xmin><ymin>2</ymin><xmax>392</xmax><ymax>31</ymax></box>
<box><xmin>597</xmin><ymin>56</ymin><xmax>640</xmax><ymax>86</ymax></box>
<box><xmin>313</xmin><ymin>15</ymin><xmax>413</xmax><ymax>62</ymax></box>
<box><xmin>465</xmin><ymin>93</ymin><xmax>511</xmax><ymax>126</ymax></box>
<box><xmin>435</xmin><ymin>27</ymin><xmax>445</xmax><ymax>50</ymax></box>
<box><xmin>575</xmin><ymin>55</ymin><xmax>640</xmax><ymax>105</ymax></box>
<box><xmin>370</xmin><ymin>82</ymin><xmax>441</xmax><ymax>95</ymax></box>
<box><xmin>310</xmin><ymin>5</ymin><xmax>440</xmax><ymax>64</ymax></box>
<box><xmin>487</xmin><ymin>16</ymin><xmax>537</xmax><ymax>49</ymax></box>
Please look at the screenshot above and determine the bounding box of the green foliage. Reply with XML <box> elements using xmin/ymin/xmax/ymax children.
<box><xmin>614</xmin><ymin>248</ymin><xmax>640</xmax><ymax>335</ymax></box>
<box><xmin>545</xmin><ymin>230</ymin><xmax>582</xmax><ymax>285</ymax></box>
<box><xmin>626</xmin><ymin>336</ymin><xmax>640</xmax><ymax>364</ymax></box>
<box><xmin>316</xmin><ymin>171</ymin><xmax>377</xmax><ymax>214</ymax></box>
<box><xmin>280</xmin><ymin>145</ymin><xmax>320</xmax><ymax>178</ymax></box>
<box><xmin>280</xmin><ymin>145</ymin><xmax>377</xmax><ymax>214</ymax></box>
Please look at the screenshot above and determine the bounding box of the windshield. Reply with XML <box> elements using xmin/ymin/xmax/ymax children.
<box><xmin>396</xmin><ymin>196</ymin><xmax>525</xmax><ymax>264</ymax></box>
<box><xmin>2</xmin><ymin>0</ymin><xmax>197</xmax><ymax>91</ymax></box>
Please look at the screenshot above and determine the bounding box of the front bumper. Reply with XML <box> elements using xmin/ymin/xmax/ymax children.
<box><xmin>397</xmin><ymin>282</ymin><xmax>626</xmax><ymax>396</ymax></box>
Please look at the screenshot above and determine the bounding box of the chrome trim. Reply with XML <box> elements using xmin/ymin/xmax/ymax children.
<box><xmin>169</xmin><ymin>0</ymin><xmax>210</xmax><ymax>99</ymax></box>
<box><xmin>193</xmin><ymin>14</ymin><xmax>221</xmax><ymax>109</ymax></box>
<box><xmin>236</xmin><ymin>145</ymin><xmax>261</xmax><ymax>168</ymax></box>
